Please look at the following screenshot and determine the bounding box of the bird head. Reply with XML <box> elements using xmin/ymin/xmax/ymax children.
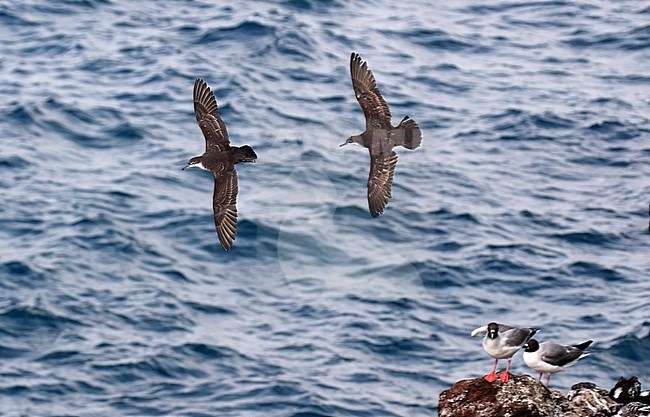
<box><xmin>523</xmin><ymin>339</ymin><xmax>540</xmax><ymax>352</ymax></box>
<box><xmin>487</xmin><ymin>322</ymin><xmax>499</xmax><ymax>339</ymax></box>
<box><xmin>182</xmin><ymin>156</ymin><xmax>204</xmax><ymax>171</ymax></box>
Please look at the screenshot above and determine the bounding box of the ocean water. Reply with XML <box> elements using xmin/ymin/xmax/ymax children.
<box><xmin>1</xmin><ymin>0</ymin><xmax>649</xmax><ymax>415</ymax></box>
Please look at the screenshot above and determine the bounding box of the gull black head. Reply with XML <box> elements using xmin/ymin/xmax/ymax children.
<box><xmin>182</xmin><ymin>156</ymin><xmax>204</xmax><ymax>171</ymax></box>
<box><xmin>340</xmin><ymin>134</ymin><xmax>363</xmax><ymax>147</ymax></box>
<box><xmin>487</xmin><ymin>322</ymin><xmax>499</xmax><ymax>339</ymax></box>
<box><xmin>523</xmin><ymin>339</ymin><xmax>540</xmax><ymax>352</ymax></box>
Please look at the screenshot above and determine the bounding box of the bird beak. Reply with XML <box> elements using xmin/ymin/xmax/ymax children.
<box><xmin>181</xmin><ymin>164</ymin><xmax>189</xmax><ymax>171</ymax></box>
<box><xmin>339</xmin><ymin>142</ymin><xmax>349</xmax><ymax>147</ymax></box>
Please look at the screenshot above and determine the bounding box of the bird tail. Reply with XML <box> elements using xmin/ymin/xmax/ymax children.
<box><xmin>234</xmin><ymin>145</ymin><xmax>257</xmax><ymax>163</ymax></box>
<box><xmin>528</xmin><ymin>328</ymin><xmax>540</xmax><ymax>340</ymax></box>
<box><xmin>394</xmin><ymin>116</ymin><xmax>422</xmax><ymax>150</ymax></box>
<box><xmin>573</xmin><ymin>340</ymin><xmax>593</xmax><ymax>351</ymax></box>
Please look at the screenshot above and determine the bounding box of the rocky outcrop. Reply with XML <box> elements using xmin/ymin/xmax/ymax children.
<box><xmin>439</xmin><ymin>373</ymin><xmax>650</xmax><ymax>417</ymax></box>
<box><xmin>438</xmin><ymin>374</ymin><xmax>561</xmax><ymax>417</ymax></box>
<box><xmin>616</xmin><ymin>403</ymin><xmax>650</xmax><ymax>417</ymax></box>
<box><xmin>609</xmin><ymin>377</ymin><xmax>650</xmax><ymax>417</ymax></box>
<box><xmin>610</xmin><ymin>377</ymin><xmax>650</xmax><ymax>405</ymax></box>
<box><xmin>564</xmin><ymin>382</ymin><xmax>621</xmax><ymax>416</ymax></box>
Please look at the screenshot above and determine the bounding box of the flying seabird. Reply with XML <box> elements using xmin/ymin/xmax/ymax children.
<box><xmin>472</xmin><ymin>322</ymin><xmax>539</xmax><ymax>383</ymax></box>
<box><xmin>340</xmin><ymin>52</ymin><xmax>422</xmax><ymax>218</ymax></box>
<box><xmin>522</xmin><ymin>339</ymin><xmax>592</xmax><ymax>386</ymax></box>
<box><xmin>183</xmin><ymin>79</ymin><xmax>257</xmax><ymax>251</ymax></box>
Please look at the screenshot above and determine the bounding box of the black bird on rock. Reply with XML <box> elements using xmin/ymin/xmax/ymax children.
<box><xmin>610</xmin><ymin>376</ymin><xmax>650</xmax><ymax>405</ymax></box>
<box><xmin>183</xmin><ymin>79</ymin><xmax>257</xmax><ymax>251</ymax></box>
<box><xmin>341</xmin><ymin>52</ymin><xmax>422</xmax><ymax>218</ymax></box>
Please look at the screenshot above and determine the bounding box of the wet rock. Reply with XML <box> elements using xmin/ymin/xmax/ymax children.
<box><xmin>614</xmin><ymin>403</ymin><xmax>650</xmax><ymax>417</ymax></box>
<box><xmin>438</xmin><ymin>374</ymin><xmax>561</xmax><ymax>417</ymax></box>
<box><xmin>610</xmin><ymin>377</ymin><xmax>650</xmax><ymax>406</ymax></box>
<box><xmin>609</xmin><ymin>376</ymin><xmax>650</xmax><ymax>416</ymax></box>
<box><xmin>566</xmin><ymin>382</ymin><xmax>621</xmax><ymax>416</ymax></box>
<box><xmin>439</xmin><ymin>374</ymin><xmax>622</xmax><ymax>417</ymax></box>
<box><xmin>611</xmin><ymin>377</ymin><xmax>642</xmax><ymax>404</ymax></box>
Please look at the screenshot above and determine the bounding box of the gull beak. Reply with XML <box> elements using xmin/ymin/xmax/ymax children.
<box><xmin>339</xmin><ymin>142</ymin><xmax>349</xmax><ymax>147</ymax></box>
<box><xmin>181</xmin><ymin>164</ymin><xmax>189</xmax><ymax>171</ymax></box>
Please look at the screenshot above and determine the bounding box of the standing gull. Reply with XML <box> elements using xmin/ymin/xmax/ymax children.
<box><xmin>472</xmin><ymin>322</ymin><xmax>539</xmax><ymax>383</ymax></box>
<box><xmin>183</xmin><ymin>79</ymin><xmax>257</xmax><ymax>251</ymax></box>
<box><xmin>341</xmin><ymin>52</ymin><xmax>422</xmax><ymax>217</ymax></box>
<box><xmin>523</xmin><ymin>339</ymin><xmax>592</xmax><ymax>386</ymax></box>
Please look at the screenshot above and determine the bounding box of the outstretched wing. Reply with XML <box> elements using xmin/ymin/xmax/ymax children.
<box><xmin>367</xmin><ymin>151</ymin><xmax>398</xmax><ymax>218</ymax></box>
<box><xmin>350</xmin><ymin>52</ymin><xmax>392</xmax><ymax>130</ymax></box>
<box><xmin>194</xmin><ymin>78</ymin><xmax>230</xmax><ymax>152</ymax></box>
<box><xmin>212</xmin><ymin>167</ymin><xmax>238</xmax><ymax>251</ymax></box>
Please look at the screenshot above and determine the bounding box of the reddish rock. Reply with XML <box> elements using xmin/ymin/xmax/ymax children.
<box><xmin>439</xmin><ymin>373</ymin><xmax>560</xmax><ymax>417</ymax></box>
<box><xmin>439</xmin><ymin>374</ymin><xmax>623</xmax><ymax>417</ymax></box>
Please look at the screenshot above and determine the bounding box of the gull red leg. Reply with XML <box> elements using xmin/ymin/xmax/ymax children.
<box><xmin>499</xmin><ymin>358</ymin><xmax>511</xmax><ymax>383</ymax></box>
<box><xmin>546</xmin><ymin>374</ymin><xmax>551</xmax><ymax>386</ymax></box>
<box><xmin>485</xmin><ymin>358</ymin><xmax>498</xmax><ymax>382</ymax></box>
<box><xmin>538</xmin><ymin>372</ymin><xmax>543</xmax><ymax>381</ymax></box>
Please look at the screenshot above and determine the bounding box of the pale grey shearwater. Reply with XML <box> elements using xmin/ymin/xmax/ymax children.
<box><xmin>183</xmin><ymin>79</ymin><xmax>257</xmax><ymax>251</ymax></box>
<box><xmin>341</xmin><ymin>52</ymin><xmax>422</xmax><ymax>218</ymax></box>
<box><xmin>472</xmin><ymin>322</ymin><xmax>539</xmax><ymax>383</ymax></box>
<box><xmin>523</xmin><ymin>338</ymin><xmax>592</xmax><ymax>386</ymax></box>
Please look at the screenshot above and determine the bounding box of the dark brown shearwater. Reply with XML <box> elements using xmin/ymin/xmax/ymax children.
<box><xmin>340</xmin><ymin>52</ymin><xmax>423</xmax><ymax>217</ymax></box>
<box><xmin>183</xmin><ymin>79</ymin><xmax>257</xmax><ymax>251</ymax></box>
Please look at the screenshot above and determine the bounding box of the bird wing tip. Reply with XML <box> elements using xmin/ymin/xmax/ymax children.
<box><xmin>471</xmin><ymin>325</ymin><xmax>487</xmax><ymax>337</ymax></box>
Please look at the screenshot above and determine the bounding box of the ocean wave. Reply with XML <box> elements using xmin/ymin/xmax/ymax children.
<box><xmin>1</xmin><ymin>0</ymin><xmax>648</xmax><ymax>415</ymax></box>
<box><xmin>196</xmin><ymin>21</ymin><xmax>274</xmax><ymax>45</ymax></box>
<box><xmin>565</xmin><ymin>24</ymin><xmax>650</xmax><ymax>50</ymax></box>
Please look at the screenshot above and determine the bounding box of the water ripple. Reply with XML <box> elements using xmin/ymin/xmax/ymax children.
<box><xmin>0</xmin><ymin>0</ymin><xmax>649</xmax><ymax>416</ymax></box>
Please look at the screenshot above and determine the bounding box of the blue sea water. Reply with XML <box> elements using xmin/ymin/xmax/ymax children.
<box><xmin>1</xmin><ymin>0</ymin><xmax>649</xmax><ymax>415</ymax></box>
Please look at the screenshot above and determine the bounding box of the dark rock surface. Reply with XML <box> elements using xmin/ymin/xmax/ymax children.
<box><xmin>615</xmin><ymin>403</ymin><xmax>650</xmax><ymax>417</ymax></box>
<box><xmin>439</xmin><ymin>374</ymin><xmax>562</xmax><ymax>417</ymax></box>
<box><xmin>438</xmin><ymin>373</ymin><xmax>631</xmax><ymax>417</ymax></box>
<box><xmin>610</xmin><ymin>377</ymin><xmax>650</xmax><ymax>406</ymax></box>
<box><xmin>566</xmin><ymin>382</ymin><xmax>621</xmax><ymax>416</ymax></box>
